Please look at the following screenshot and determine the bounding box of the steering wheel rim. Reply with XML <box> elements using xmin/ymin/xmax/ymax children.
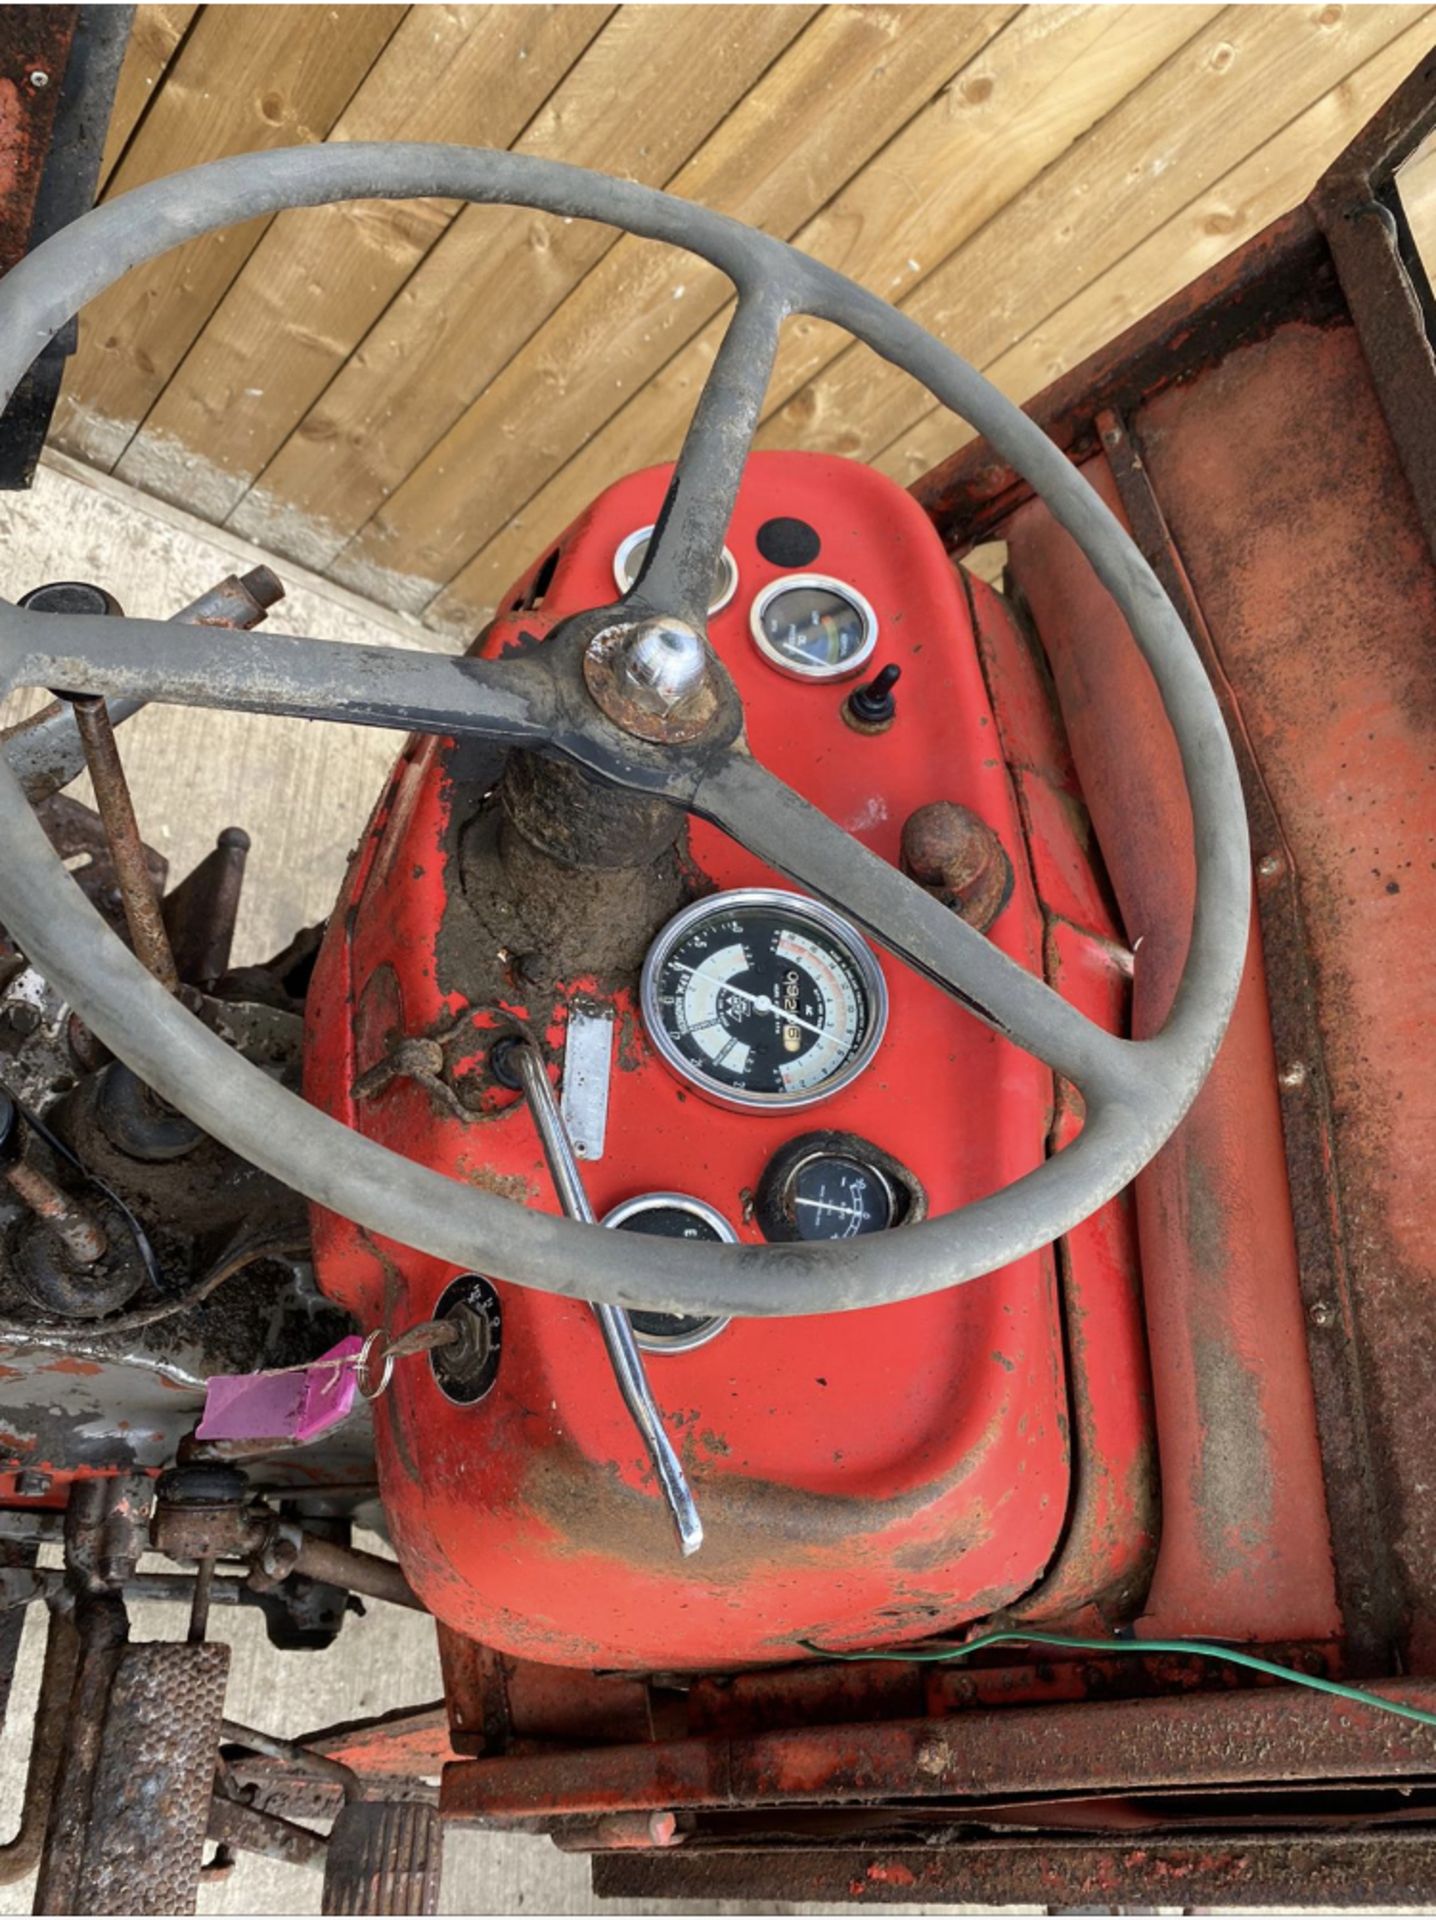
<box><xmin>0</xmin><ymin>143</ymin><xmax>1250</xmax><ymax>1319</ymax></box>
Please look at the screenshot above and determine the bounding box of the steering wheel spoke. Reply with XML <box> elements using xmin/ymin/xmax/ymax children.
<box><xmin>627</xmin><ymin>285</ymin><xmax>790</xmax><ymax>629</ymax></box>
<box><xmin>691</xmin><ymin>750</ymin><xmax>1135</xmax><ymax>1102</ymax></box>
<box><xmin>0</xmin><ymin>604</ymin><xmax>556</xmax><ymax>747</ymax></box>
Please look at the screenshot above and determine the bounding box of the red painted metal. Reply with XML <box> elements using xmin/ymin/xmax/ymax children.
<box><xmin>304</xmin><ymin>452</ymin><xmax>1149</xmax><ymax>1670</ymax></box>
<box><xmin>1126</xmin><ymin>318</ymin><xmax>1436</xmax><ymax>1669</ymax></box>
<box><xmin>1004</xmin><ymin>453</ymin><xmax>1340</xmax><ymax>1648</ymax></box>
<box><xmin>442</xmin><ymin>1674</ymin><xmax>1436</xmax><ymax>1820</ymax></box>
<box><xmin>0</xmin><ymin>10</ymin><xmax>74</xmax><ymax>272</ymax></box>
<box><xmin>965</xmin><ymin>577</ymin><xmax>1155</xmax><ymax>1629</ymax></box>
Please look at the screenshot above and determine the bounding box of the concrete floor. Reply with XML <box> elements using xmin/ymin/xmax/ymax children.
<box><xmin>0</xmin><ymin>457</ymin><xmax>999</xmax><ymax>1917</ymax></box>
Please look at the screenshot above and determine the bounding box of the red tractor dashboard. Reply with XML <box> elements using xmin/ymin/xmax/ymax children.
<box><xmin>304</xmin><ymin>452</ymin><xmax>1143</xmax><ymax>1667</ymax></box>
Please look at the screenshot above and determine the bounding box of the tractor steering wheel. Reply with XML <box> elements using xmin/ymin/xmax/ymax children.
<box><xmin>0</xmin><ymin>147</ymin><xmax>1249</xmax><ymax>1320</ymax></box>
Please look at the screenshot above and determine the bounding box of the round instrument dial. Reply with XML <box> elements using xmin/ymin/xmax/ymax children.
<box><xmin>613</xmin><ymin>525</ymin><xmax>738</xmax><ymax>614</ymax></box>
<box><xmin>603</xmin><ymin>1192</ymin><xmax>736</xmax><ymax>1352</ymax></box>
<box><xmin>788</xmin><ymin>1152</ymin><xmax>895</xmax><ymax>1241</ymax></box>
<box><xmin>640</xmin><ymin>889</ymin><xmax>888</xmax><ymax>1111</ymax></box>
<box><xmin>749</xmin><ymin>573</ymin><xmax>878</xmax><ymax>681</ymax></box>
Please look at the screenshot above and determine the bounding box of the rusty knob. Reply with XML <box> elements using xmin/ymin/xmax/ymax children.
<box><xmin>900</xmin><ymin>801</ymin><xmax>1014</xmax><ymax>933</ymax></box>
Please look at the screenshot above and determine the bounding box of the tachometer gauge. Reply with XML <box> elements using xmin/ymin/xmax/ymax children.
<box><xmin>749</xmin><ymin>573</ymin><xmax>878</xmax><ymax>682</ymax></box>
<box><xmin>603</xmin><ymin>1193</ymin><xmax>736</xmax><ymax>1352</ymax></box>
<box><xmin>640</xmin><ymin>889</ymin><xmax>888</xmax><ymax>1111</ymax></box>
<box><xmin>613</xmin><ymin>525</ymin><xmax>739</xmax><ymax>614</ymax></box>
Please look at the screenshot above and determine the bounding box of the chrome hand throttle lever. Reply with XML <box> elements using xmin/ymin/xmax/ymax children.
<box><xmin>493</xmin><ymin>1035</ymin><xmax>703</xmax><ymax>1558</ymax></box>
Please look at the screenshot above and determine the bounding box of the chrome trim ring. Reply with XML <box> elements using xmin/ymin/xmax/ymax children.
<box><xmin>639</xmin><ymin>887</ymin><xmax>889</xmax><ymax>1112</ymax></box>
<box><xmin>748</xmin><ymin>572</ymin><xmax>878</xmax><ymax>682</ymax></box>
<box><xmin>602</xmin><ymin>1192</ymin><xmax>738</xmax><ymax>1352</ymax></box>
<box><xmin>614</xmin><ymin>524</ymin><xmax>739</xmax><ymax>614</ymax></box>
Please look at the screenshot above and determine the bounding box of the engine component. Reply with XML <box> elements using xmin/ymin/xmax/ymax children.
<box><xmin>749</xmin><ymin>572</ymin><xmax>878</xmax><ymax>681</ymax></box>
<box><xmin>639</xmin><ymin>887</ymin><xmax>889</xmax><ymax>1111</ymax></box>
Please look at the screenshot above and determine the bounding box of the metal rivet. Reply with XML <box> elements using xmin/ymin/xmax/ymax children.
<box><xmin>28</xmin><ymin>69</ymin><xmax>48</xmax><ymax>88</ymax></box>
<box><xmin>1310</xmin><ymin>1300</ymin><xmax>1336</xmax><ymax>1329</ymax></box>
<box><xmin>1257</xmin><ymin>852</ymin><xmax>1284</xmax><ymax>879</ymax></box>
<box><xmin>1278</xmin><ymin>1061</ymin><xmax>1307</xmax><ymax>1089</ymax></box>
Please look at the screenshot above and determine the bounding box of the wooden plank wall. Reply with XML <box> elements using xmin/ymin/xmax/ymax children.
<box><xmin>50</xmin><ymin>3</ymin><xmax>1435</xmax><ymax>638</ymax></box>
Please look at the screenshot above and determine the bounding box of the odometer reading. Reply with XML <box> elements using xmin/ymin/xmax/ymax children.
<box><xmin>640</xmin><ymin>889</ymin><xmax>888</xmax><ymax>1111</ymax></box>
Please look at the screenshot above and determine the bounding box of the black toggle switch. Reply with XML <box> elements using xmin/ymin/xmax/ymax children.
<box><xmin>845</xmin><ymin>662</ymin><xmax>901</xmax><ymax>729</ymax></box>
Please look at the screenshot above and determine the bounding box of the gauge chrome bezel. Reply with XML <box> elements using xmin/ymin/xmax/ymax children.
<box><xmin>601</xmin><ymin>1192</ymin><xmax>737</xmax><ymax>1352</ymax></box>
<box><xmin>613</xmin><ymin>524</ymin><xmax>739</xmax><ymax>614</ymax></box>
<box><xmin>639</xmin><ymin>887</ymin><xmax>889</xmax><ymax>1113</ymax></box>
<box><xmin>748</xmin><ymin>571</ymin><xmax>879</xmax><ymax>682</ymax></box>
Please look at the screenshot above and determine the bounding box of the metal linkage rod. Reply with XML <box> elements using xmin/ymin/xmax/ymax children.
<box><xmin>62</xmin><ymin>691</ymin><xmax>180</xmax><ymax>994</ymax></box>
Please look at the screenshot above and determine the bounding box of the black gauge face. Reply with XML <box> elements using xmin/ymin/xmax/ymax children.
<box><xmin>756</xmin><ymin>1132</ymin><xmax>925</xmax><ymax>1243</ymax></box>
<box><xmin>603</xmin><ymin>1193</ymin><xmax>735</xmax><ymax>1352</ymax></box>
<box><xmin>614</xmin><ymin>526</ymin><xmax>737</xmax><ymax>613</ymax></box>
<box><xmin>750</xmin><ymin>574</ymin><xmax>877</xmax><ymax>681</ymax></box>
<box><xmin>641</xmin><ymin>890</ymin><xmax>888</xmax><ymax>1111</ymax></box>
<box><xmin>788</xmin><ymin>1153</ymin><xmax>895</xmax><ymax>1241</ymax></box>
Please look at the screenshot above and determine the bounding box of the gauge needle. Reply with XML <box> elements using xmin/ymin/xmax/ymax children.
<box><xmin>796</xmin><ymin>1196</ymin><xmax>866</xmax><ymax>1219</ymax></box>
<box><xmin>673</xmin><ymin>964</ymin><xmax>827</xmax><ymax>1040</ymax></box>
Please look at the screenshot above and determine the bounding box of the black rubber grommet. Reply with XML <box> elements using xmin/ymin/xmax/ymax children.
<box><xmin>755</xmin><ymin>516</ymin><xmax>821</xmax><ymax>568</ymax></box>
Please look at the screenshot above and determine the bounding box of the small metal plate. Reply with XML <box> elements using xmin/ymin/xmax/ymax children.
<box><xmin>561</xmin><ymin>1006</ymin><xmax>614</xmax><ymax>1162</ymax></box>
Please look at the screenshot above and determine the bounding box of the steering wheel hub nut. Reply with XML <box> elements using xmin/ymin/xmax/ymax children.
<box><xmin>583</xmin><ymin>616</ymin><xmax>720</xmax><ymax>744</ymax></box>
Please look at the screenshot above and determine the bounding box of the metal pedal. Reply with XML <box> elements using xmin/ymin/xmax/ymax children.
<box><xmin>63</xmin><ymin>1641</ymin><xmax>229</xmax><ymax>1915</ymax></box>
<box><xmin>322</xmin><ymin>1800</ymin><xmax>444</xmax><ymax>1916</ymax></box>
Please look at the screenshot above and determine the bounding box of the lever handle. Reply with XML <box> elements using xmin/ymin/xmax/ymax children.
<box><xmin>506</xmin><ymin>1038</ymin><xmax>703</xmax><ymax>1557</ymax></box>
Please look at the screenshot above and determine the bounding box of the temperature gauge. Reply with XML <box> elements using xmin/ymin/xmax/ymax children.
<box><xmin>749</xmin><ymin>573</ymin><xmax>878</xmax><ymax>682</ymax></box>
<box><xmin>640</xmin><ymin>888</ymin><xmax>888</xmax><ymax>1112</ymax></box>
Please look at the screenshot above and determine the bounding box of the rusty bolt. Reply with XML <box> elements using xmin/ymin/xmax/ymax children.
<box><xmin>914</xmin><ymin>1737</ymin><xmax>949</xmax><ymax>1778</ymax></box>
<box><xmin>1309</xmin><ymin>1300</ymin><xmax>1337</xmax><ymax>1329</ymax></box>
<box><xmin>1278</xmin><ymin>1061</ymin><xmax>1308</xmax><ymax>1090</ymax></box>
<box><xmin>1257</xmin><ymin>852</ymin><xmax>1285</xmax><ymax>879</ymax></box>
<box><xmin>900</xmin><ymin>801</ymin><xmax>1014</xmax><ymax>933</ymax></box>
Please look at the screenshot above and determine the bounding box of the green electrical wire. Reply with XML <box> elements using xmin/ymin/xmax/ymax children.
<box><xmin>801</xmin><ymin>1628</ymin><xmax>1436</xmax><ymax>1734</ymax></box>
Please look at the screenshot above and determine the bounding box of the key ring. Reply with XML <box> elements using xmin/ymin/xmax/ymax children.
<box><xmin>356</xmin><ymin>1327</ymin><xmax>395</xmax><ymax>1401</ymax></box>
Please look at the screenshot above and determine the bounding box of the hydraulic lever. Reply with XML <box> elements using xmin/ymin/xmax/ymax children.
<box><xmin>494</xmin><ymin>1036</ymin><xmax>703</xmax><ymax>1557</ymax></box>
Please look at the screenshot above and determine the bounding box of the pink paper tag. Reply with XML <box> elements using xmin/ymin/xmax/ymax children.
<box><xmin>196</xmin><ymin>1336</ymin><xmax>363</xmax><ymax>1446</ymax></box>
